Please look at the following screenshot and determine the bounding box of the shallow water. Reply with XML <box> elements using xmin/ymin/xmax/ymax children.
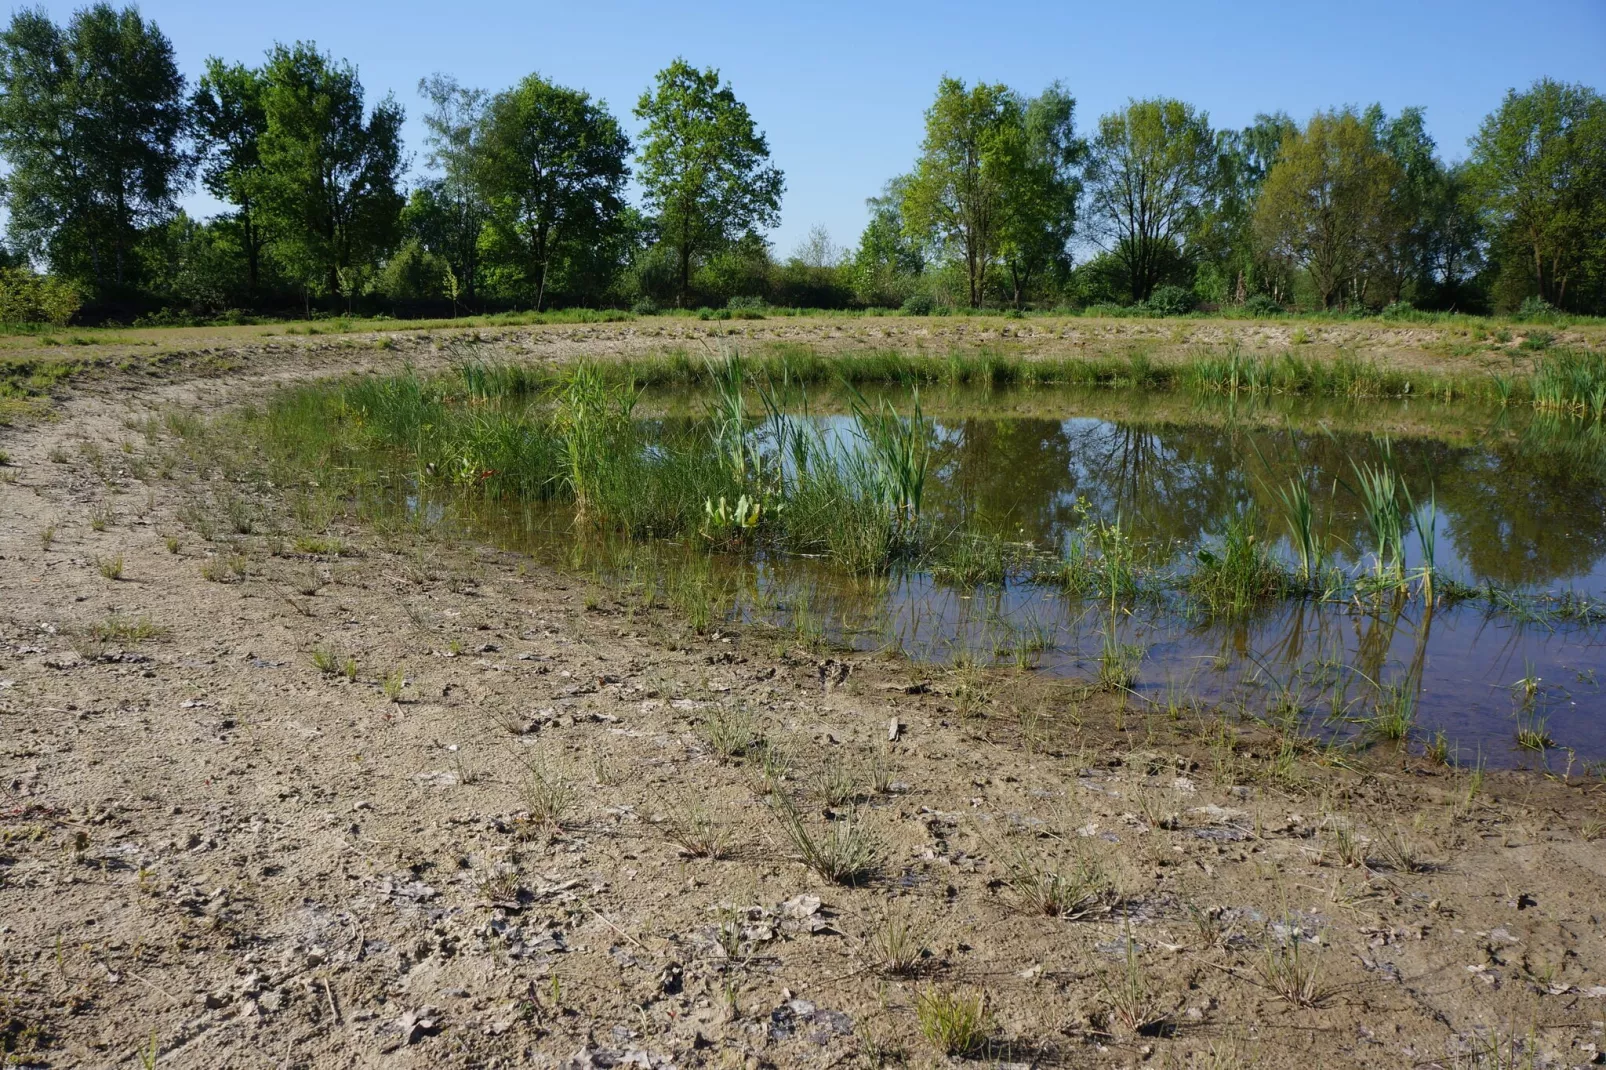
<box><xmin>406</xmin><ymin>387</ymin><xmax>1606</xmax><ymax>767</ymax></box>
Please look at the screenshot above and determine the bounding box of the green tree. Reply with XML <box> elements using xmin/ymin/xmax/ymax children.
<box><xmin>1192</xmin><ymin>112</ymin><xmax>1296</xmax><ymax>304</ymax></box>
<box><xmin>476</xmin><ymin>73</ymin><xmax>630</xmax><ymax>310</ymax></box>
<box><xmin>997</xmin><ymin>82</ymin><xmax>1084</xmax><ymax>308</ymax></box>
<box><xmin>1466</xmin><ymin>78</ymin><xmax>1606</xmax><ymax>310</ymax></box>
<box><xmin>850</xmin><ymin>177</ymin><xmax>924</xmax><ymax>307</ymax></box>
<box><xmin>1365</xmin><ymin>105</ymin><xmax>1444</xmax><ymax>303</ymax></box>
<box><xmin>416</xmin><ymin>74</ymin><xmax>488</xmax><ymax>309</ymax></box>
<box><xmin>902</xmin><ymin>78</ymin><xmax>1022</xmax><ymax>308</ymax></box>
<box><xmin>0</xmin><ymin>3</ymin><xmax>189</xmax><ymax>292</ymax></box>
<box><xmin>192</xmin><ymin>60</ymin><xmax>270</xmax><ymax>298</ymax></box>
<box><xmin>1254</xmin><ymin>108</ymin><xmax>1402</xmax><ymax>310</ymax></box>
<box><xmin>634</xmin><ymin>59</ymin><xmax>783</xmax><ymax>307</ymax></box>
<box><xmin>257</xmin><ymin>42</ymin><xmax>404</xmax><ymax>306</ymax></box>
<box><xmin>1084</xmin><ymin>98</ymin><xmax>1215</xmax><ymax>303</ymax></box>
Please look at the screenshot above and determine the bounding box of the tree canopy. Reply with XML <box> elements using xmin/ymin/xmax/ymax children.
<box><xmin>634</xmin><ymin>59</ymin><xmax>784</xmax><ymax>307</ymax></box>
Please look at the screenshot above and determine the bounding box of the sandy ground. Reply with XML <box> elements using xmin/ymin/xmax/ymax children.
<box><xmin>3</xmin><ymin>329</ymin><xmax>1606</xmax><ymax>1069</ymax></box>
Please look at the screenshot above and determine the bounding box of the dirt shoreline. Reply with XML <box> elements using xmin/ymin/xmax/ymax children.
<box><xmin>3</xmin><ymin>334</ymin><xmax>1605</xmax><ymax>1069</ymax></box>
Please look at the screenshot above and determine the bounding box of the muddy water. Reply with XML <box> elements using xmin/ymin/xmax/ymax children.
<box><xmin>418</xmin><ymin>388</ymin><xmax>1606</xmax><ymax>767</ymax></box>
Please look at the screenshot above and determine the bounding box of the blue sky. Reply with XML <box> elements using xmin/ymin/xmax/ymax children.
<box><xmin>24</xmin><ymin>0</ymin><xmax>1606</xmax><ymax>257</ymax></box>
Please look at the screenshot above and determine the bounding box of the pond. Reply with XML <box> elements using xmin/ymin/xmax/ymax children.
<box><xmin>386</xmin><ymin>384</ymin><xmax>1606</xmax><ymax>768</ymax></box>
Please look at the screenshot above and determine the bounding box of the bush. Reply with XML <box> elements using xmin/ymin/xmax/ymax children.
<box><xmin>1243</xmin><ymin>294</ymin><xmax>1283</xmax><ymax>317</ymax></box>
<box><xmin>696</xmin><ymin>307</ymin><xmax>731</xmax><ymax>321</ymax></box>
<box><xmin>1380</xmin><ymin>300</ymin><xmax>1415</xmax><ymax>320</ymax></box>
<box><xmin>1143</xmin><ymin>284</ymin><xmax>1195</xmax><ymax>316</ymax></box>
<box><xmin>132</xmin><ymin>308</ymin><xmax>200</xmax><ymax>328</ymax></box>
<box><xmin>901</xmin><ymin>293</ymin><xmax>935</xmax><ymax>316</ymax></box>
<box><xmin>1517</xmin><ymin>295</ymin><xmax>1559</xmax><ymax>322</ymax></box>
<box><xmin>630</xmin><ymin>297</ymin><xmax>659</xmax><ymax>316</ymax></box>
<box><xmin>726</xmin><ymin>295</ymin><xmax>767</xmax><ymax>319</ymax></box>
<box><xmin>0</xmin><ymin>267</ymin><xmax>81</xmax><ymax>326</ymax></box>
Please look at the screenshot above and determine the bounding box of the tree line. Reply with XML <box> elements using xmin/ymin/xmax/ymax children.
<box><xmin>0</xmin><ymin>2</ymin><xmax>1600</xmax><ymax>323</ymax></box>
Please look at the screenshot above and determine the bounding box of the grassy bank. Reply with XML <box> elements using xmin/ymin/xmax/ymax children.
<box><xmin>435</xmin><ymin>341</ymin><xmax>1606</xmax><ymax>409</ymax></box>
<box><xmin>227</xmin><ymin>352</ymin><xmax>1606</xmax><ymax>631</ymax></box>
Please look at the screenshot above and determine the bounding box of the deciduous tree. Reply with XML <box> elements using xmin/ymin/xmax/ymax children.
<box><xmin>1254</xmin><ymin>108</ymin><xmax>1401</xmax><ymax>309</ymax></box>
<box><xmin>902</xmin><ymin>78</ymin><xmax>1021</xmax><ymax>308</ymax></box>
<box><xmin>257</xmin><ymin>42</ymin><xmax>404</xmax><ymax>305</ymax></box>
<box><xmin>192</xmin><ymin>60</ymin><xmax>269</xmax><ymax>297</ymax></box>
<box><xmin>634</xmin><ymin>60</ymin><xmax>783</xmax><ymax>307</ymax></box>
<box><xmin>997</xmin><ymin>82</ymin><xmax>1084</xmax><ymax>308</ymax></box>
<box><xmin>476</xmin><ymin>73</ymin><xmax>630</xmax><ymax>310</ymax></box>
<box><xmin>1466</xmin><ymin>78</ymin><xmax>1606</xmax><ymax>310</ymax></box>
<box><xmin>0</xmin><ymin>3</ymin><xmax>189</xmax><ymax>291</ymax></box>
<box><xmin>1084</xmin><ymin>98</ymin><xmax>1214</xmax><ymax>303</ymax></box>
<box><xmin>416</xmin><ymin>74</ymin><xmax>488</xmax><ymax>309</ymax></box>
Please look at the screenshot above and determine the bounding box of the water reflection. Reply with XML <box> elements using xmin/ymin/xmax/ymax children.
<box><xmin>403</xmin><ymin>389</ymin><xmax>1606</xmax><ymax>766</ymax></box>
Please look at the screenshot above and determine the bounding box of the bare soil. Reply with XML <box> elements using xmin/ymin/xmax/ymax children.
<box><xmin>3</xmin><ymin>329</ymin><xmax>1605</xmax><ymax>1069</ymax></box>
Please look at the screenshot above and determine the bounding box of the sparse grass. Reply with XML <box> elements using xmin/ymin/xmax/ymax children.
<box><xmin>1369</xmin><ymin>823</ymin><xmax>1432</xmax><ymax>873</ymax></box>
<box><xmin>88</xmin><ymin>613</ymin><xmax>167</xmax><ymax>643</ymax></box>
<box><xmin>1367</xmin><ymin>683</ymin><xmax>1417</xmax><ymax>742</ymax></box>
<box><xmin>1098</xmin><ymin>635</ymin><xmax>1143</xmax><ymax>692</ymax></box>
<box><xmin>200</xmin><ymin>552</ymin><xmax>248</xmax><ymax>582</ymax></box>
<box><xmin>519</xmin><ymin>759</ymin><xmax>576</xmax><ymax>829</ymax></box>
<box><xmin>293</xmin><ymin>534</ymin><xmax>345</xmax><ymax>555</ymax></box>
<box><xmin>1330</xmin><ymin>822</ymin><xmax>1366</xmax><ymax>868</ymax></box>
<box><xmin>96</xmin><ymin>553</ymin><xmax>124</xmax><ymax>580</ymax></box>
<box><xmin>88</xmin><ymin>501</ymin><xmax>112</xmax><ymax>531</ymax></box>
<box><xmin>382</xmin><ymin>667</ymin><xmax>406</xmax><ymax>702</ymax></box>
<box><xmin>915</xmin><ymin>986</ymin><xmax>991</xmax><ymax>1057</ymax></box>
<box><xmin>310</xmin><ymin>646</ymin><xmax>341</xmax><ymax>675</ymax></box>
<box><xmin>661</xmin><ymin>805</ymin><xmax>728</xmax><ymax>860</ymax></box>
<box><xmin>816</xmin><ymin>764</ymin><xmax>860</xmax><ymax>808</ymax></box>
<box><xmin>1515</xmin><ymin>711</ymin><xmax>1553</xmax><ymax>751</ymax></box>
<box><xmin>866</xmin><ymin>907</ymin><xmax>929</xmax><ymax>976</ymax></box>
<box><xmin>1005</xmin><ymin>847</ymin><xmax>1117</xmax><ymax>919</ymax></box>
<box><xmin>1257</xmin><ymin>931</ymin><xmax>1325</xmax><ymax>1007</ymax></box>
<box><xmin>39</xmin><ymin>523</ymin><xmax>55</xmax><ymax>549</ymax></box>
<box><xmin>770</xmin><ymin>792</ymin><xmax>879</xmax><ymax>885</ymax></box>
<box><xmin>1100</xmin><ymin>929</ymin><xmax>1169</xmax><ymax>1038</ymax></box>
<box><xmin>164</xmin><ymin>534</ymin><xmax>180</xmax><ymax>554</ymax></box>
<box><xmin>700</xmin><ymin>705</ymin><xmax>760</xmax><ymax>763</ymax></box>
<box><xmin>1425</xmin><ymin>730</ymin><xmax>1452</xmax><ymax>766</ymax></box>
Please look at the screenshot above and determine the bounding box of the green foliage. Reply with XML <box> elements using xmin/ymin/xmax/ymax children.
<box><xmin>476</xmin><ymin>73</ymin><xmax>630</xmax><ymax>310</ymax></box>
<box><xmin>377</xmin><ymin>237</ymin><xmax>449</xmax><ymax>302</ymax></box>
<box><xmin>634</xmin><ymin>60</ymin><xmax>783</xmax><ymax>307</ymax></box>
<box><xmin>0</xmin><ymin>267</ymin><xmax>80</xmax><ymax>325</ymax></box>
<box><xmin>901</xmin><ymin>293</ymin><xmax>936</xmax><ymax>316</ymax></box>
<box><xmin>257</xmin><ymin>42</ymin><xmax>405</xmax><ymax>304</ymax></box>
<box><xmin>0</xmin><ymin>3</ymin><xmax>189</xmax><ymax>292</ymax></box>
<box><xmin>902</xmin><ymin>78</ymin><xmax>1023</xmax><ymax>308</ymax></box>
<box><xmin>192</xmin><ymin>59</ymin><xmax>269</xmax><ymax>298</ymax></box>
<box><xmin>1143</xmin><ymin>283</ymin><xmax>1195</xmax><ymax>315</ymax></box>
<box><xmin>1255</xmin><ymin>108</ymin><xmax>1402</xmax><ymax>310</ymax></box>
<box><xmin>1467</xmin><ymin>78</ymin><xmax>1606</xmax><ymax>312</ymax></box>
<box><xmin>1084</xmin><ymin>98</ymin><xmax>1215</xmax><ymax>303</ymax></box>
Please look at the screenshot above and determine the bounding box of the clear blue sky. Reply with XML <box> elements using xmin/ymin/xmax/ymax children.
<box><xmin>24</xmin><ymin>0</ymin><xmax>1606</xmax><ymax>257</ymax></box>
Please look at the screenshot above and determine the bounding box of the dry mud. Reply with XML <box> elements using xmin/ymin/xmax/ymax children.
<box><xmin>2</xmin><ymin>327</ymin><xmax>1605</xmax><ymax>1069</ymax></box>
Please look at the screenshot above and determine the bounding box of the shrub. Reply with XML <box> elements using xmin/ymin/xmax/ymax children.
<box><xmin>1517</xmin><ymin>295</ymin><xmax>1559</xmax><ymax>322</ymax></box>
<box><xmin>900</xmin><ymin>293</ymin><xmax>935</xmax><ymax>316</ymax></box>
<box><xmin>1243</xmin><ymin>293</ymin><xmax>1283</xmax><ymax>316</ymax></box>
<box><xmin>696</xmin><ymin>307</ymin><xmax>731</xmax><ymax>321</ymax></box>
<box><xmin>630</xmin><ymin>297</ymin><xmax>659</xmax><ymax>316</ymax></box>
<box><xmin>1143</xmin><ymin>284</ymin><xmax>1195</xmax><ymax>316</ymax></box>
<box><xmin>726</xmin><ymin>295</ymin><xmax>767</xmax><ymax>314</ymax></box>
<box><xmin>0</xmin><ymin>267</ymin><xmax>80</xmax><ymax>326</ymax></box>
<box><xmin>1380</xmin><ymin>300</ymin><xmax>1415</xmax><ymax>319</ymax></box>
